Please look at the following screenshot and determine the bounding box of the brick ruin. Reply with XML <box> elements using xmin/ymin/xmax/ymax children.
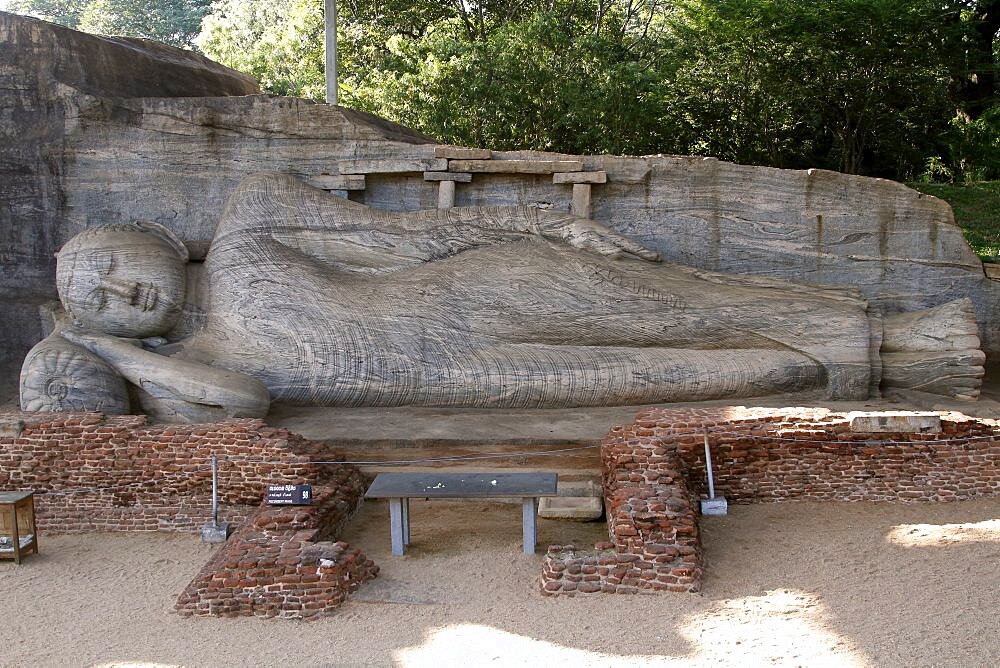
<box><xmin>0</xmin><ymin>411</ymin><xmax>376</xmax><ymax>618</ymax></box>
<box><xmin>175</xmin><ymin>468</ymin><xmax>378</xmax><ymax>618</ymax></box>
<box><xmin>541</xmin><ymin>406</ymin><xmax>1000</xmax><ymax>596</ymax></box>
<box><xmin>0</xmin><ymin>413</ymin><xmax>317</xmax><ymax>531</ymax></box>
<box><xmin>2</xmin><ymin>407</ymin><xmax>999</xmax><ymax>611</ymax></box>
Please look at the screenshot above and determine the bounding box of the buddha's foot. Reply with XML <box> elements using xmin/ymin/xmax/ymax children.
<box><xmin>880</xmin><ymin>298</ymin><xmax>985</xmax><ymax>400</ymax></box>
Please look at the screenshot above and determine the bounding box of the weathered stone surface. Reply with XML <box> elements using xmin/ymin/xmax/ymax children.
<box><xmin>0</xmin><ymin>418</ymin><xmax>24</xmax><ymax>438</ymax></box>
<box><xmin>437</xmin><ymin>179</ymin><xmax>456</xmax><ymax>209</ymax></box>
<box><xmin>434</xmin><ymin>145</ymin><xmax>492</xmax><ymax>160</ymax></box>
<box><xmin>449</xmin><ymin>159</ymin><xmax>585</xmax><ymax>174</ymax></box>
<box><xmin>848</xmin><ymin>411</ymin><xmax>942</xmax><ymax>434</ymax></box>
<box><xmin>538</xmin><ymin>496</ymin><xmax>603</xmax><ymax>520</ymax></box>
<box><xmin>338</xmin><ymin>158</ymin><xmax>447</xmax><ymax>174</ymax></box>
<box><xmin>305</xmin><ymin>174</ymin><xmax>367</xmax><ymax>191</ymax></box>
<box><xmin>553</xmin><ymin>171</ymin><xmax>608</xmax><ymax>184</ymax></box>
<box><xmin>881</xmin><ymin>350</ymin><xmax>986</xmax><ymax>400</ymax></box>
<box><xmin>571</xmin><ymin>183</ymin><xmax>592</xmax><ymax>218</ymax></box>
<box><xmin>879</xmin><ymin>299</ymin><xmax>985</xmax><ymax>399</ymax></box>
<box><xmin>0</xmin><ymin>12</ymin><xmax>258</xmax><ymax>99</ymax></box>
<box><xmin>19</xmin><ymin>332</ymin><xmax>130</xmax><ymax>413</ymax></box>
<box><xmin>424</xmin><ymin>171</ymin><xmax>474</xmax><ymax>182</ymax></box>
<box><xmin>0</xmin><ymin>12</ymin><xmax>432</xmax><ymax>366</ymax></box>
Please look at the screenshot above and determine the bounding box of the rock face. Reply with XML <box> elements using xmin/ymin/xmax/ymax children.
<box><xmin>0</xmin><ymin>10</ymin><xmax>256</xmax><ymax>365</ymax></box>
<box><xmin>0</xmin><ymin>12</ymin><xmax>258</xmax><ymax>99</ymax></box>
<box><xmin>1</xmin><ymin>11</ymin><xmax>998</xmax><ymax>393</ymax></box>
<box><xmin>0</xmin><ymin>12</ymin><xmax>429</xmax><ymax>366</ymax></box>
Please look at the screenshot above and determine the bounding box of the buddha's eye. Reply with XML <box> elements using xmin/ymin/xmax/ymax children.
<box><xmin>84</xmin><ymin>287</ymin><xmax>108</xmax><ymax>311</ymax></box>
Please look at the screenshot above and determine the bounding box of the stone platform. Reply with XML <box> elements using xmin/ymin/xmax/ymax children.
<box><xmin>264</xmin><ymin>378</ymin><xmax>1000</xmax><ymax>480</ymax></box>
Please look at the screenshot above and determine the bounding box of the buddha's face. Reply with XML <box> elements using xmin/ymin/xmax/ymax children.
<box><xmin>56</xmin><ymin>226</ymin><xmax>187</xmax><ymax>338</ymax></box>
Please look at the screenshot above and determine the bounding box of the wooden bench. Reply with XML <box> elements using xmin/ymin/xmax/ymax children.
<box><xmin>364</xmin><ymin>472</ymin><xmax>558</xmax><ymax>556</ymax></box>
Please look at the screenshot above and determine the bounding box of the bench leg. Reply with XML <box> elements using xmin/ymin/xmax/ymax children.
<box><xmin>522</xmin><ymin>497</ymin><xmax>539</xmax><ymax>554</ymax></box>
<box><xmin>389</xmin><ymin>497</ymin><xmax>406</xmax><ymax>556</ymax></box>
<box><xmin>402</xmin><ymin>497</ymin><xmax>410</xmax><ymax>546</ymax></box>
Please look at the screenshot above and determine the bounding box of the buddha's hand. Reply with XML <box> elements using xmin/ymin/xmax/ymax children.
<box><xmin>539</xmin><ymin>215</ymin><xmax>661</xmax><ymax>262</ymax></box>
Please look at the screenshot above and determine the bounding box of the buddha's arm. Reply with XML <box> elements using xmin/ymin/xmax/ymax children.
<box><xmin>60</xmin><ymin>328</ymin><xmax>270</xmax><ymax>417</ymax></box>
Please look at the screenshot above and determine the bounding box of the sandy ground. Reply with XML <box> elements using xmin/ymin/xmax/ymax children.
<box><xmin>1</xmin><ymin>498</ymin><xmax>998</xmax><ymax>667</ymax></box>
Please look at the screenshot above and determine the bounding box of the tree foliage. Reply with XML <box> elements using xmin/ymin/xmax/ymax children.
<box><xmin>9</xmin><ymin>0</ymin><xmax>211</xmax><ymax>47</ymax></box>
<box><xmin>8</xmin><ymin>0</ymin><xmax>1000</xmax><ymax>179</ymax></box>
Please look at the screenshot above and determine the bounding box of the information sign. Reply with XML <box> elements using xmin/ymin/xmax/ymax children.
<box><xmin>266</xmin><ymin>484</ymin><xmax>313</xmax><ymax>505</ymax></box>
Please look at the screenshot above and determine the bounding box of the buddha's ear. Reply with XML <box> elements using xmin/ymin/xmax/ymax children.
<box><xmin>132</xmin><ymin>220</ymin><xmax>190</xmax><ymax>263</ymax></box>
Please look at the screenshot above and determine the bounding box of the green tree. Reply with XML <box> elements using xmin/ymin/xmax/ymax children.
<box><xmin>198</xmin><ymin>0</ymin><xmax>325</xmax><ymax>97</ymax></box>
<box><xmin>344</xmin><ymin>11</ymin><xmax>673</xmax><ymax>154</ymax></box>
<box><xmin>10</xmin><ymin>0</ymin><xmax>211</xmax><ymax>47</ymax></box>
<box><xmin>7</xmin><ymin>0</ymin><xmax>89</xmax><ymax>26</ymax></box>
<box><xmin>661</xmin><ymin>0</ymin><xmax>959</xmax><ymax>176</ymax></box>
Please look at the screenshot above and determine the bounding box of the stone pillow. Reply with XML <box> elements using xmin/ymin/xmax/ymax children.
<box><xmin>19</xmin><ymin>333</ymin><xmax>130</xmax><ymax>414</ymax></box>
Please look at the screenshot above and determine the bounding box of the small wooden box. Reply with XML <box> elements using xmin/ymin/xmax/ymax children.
<box><xmin>0</xmin><ymin>491</ymin><xmax>39</xmax><ymax>564</ymax></box>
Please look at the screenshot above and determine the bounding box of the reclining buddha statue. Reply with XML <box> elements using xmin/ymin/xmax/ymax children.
<box><xmin>20</xmin><ymin>172</ymin><xmax>985</xmax><ymax>422</ymax></box>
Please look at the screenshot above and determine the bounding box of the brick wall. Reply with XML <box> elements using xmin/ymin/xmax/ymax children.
<box><xmin>175</xmin><ymin>467</ymin><xmax>378</xmax><ymax>619</ymax></box>
<box><xmin>641</xmin><ymin>407</ymin><xmax>1000</xmax><ymax>503</ymax></box>
<box><xmin>541</xmin><ymin>407</ymin><xmax>1000</xmax><ymax>597</ymax></box>
<box><xmin>0</xmin><ymin>410</ymin><xmax>379</xmax><ymax>618</ymax></box>
<box><xmin>542</xmin><ymin>428</ymin><xmax>703</xmax><ymax>595</ymax></box>
<box><xmin>0</xmin><ymin>412</ymin><xmax>318</xmax><ymax>531</ymax></box>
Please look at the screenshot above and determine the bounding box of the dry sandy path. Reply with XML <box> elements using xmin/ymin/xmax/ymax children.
<box><xmin>1</xmin><ymin>498</ymin><xmax>998</xmax><ymax>667</ymax></box>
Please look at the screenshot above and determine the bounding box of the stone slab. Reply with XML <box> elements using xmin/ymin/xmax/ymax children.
<box><xmin>448</xmin><ymin>159</ymin><xmax>584</xmax><ymax>174</ymax></box>
<box><xmin>434</xmin><ymin>145</ymin><xmax>492</xmax><ymax>160</ymax></box>
<box><xmin>538</xmin><ymin>495</ymin><xmax>603</xmax><ymax>520</ymax></box>
<box><xmin>305</xmin><ymin>174</ymin><xmax>367</xmax><ymax>190</ymax></box>
<box><xmin>553</xmin><ymin>171</ymin><xmax>607</xmax><ymax>184</ymax></box>
<box><xmin>984</xmin><ymin>263</ymin><xmax>1000</xmax><ymax>280</ymax></box>
<box><xmin>365</xmin><ymin>472</ymin><xmax>558</xmax><ymax>498</ymax></box>
<box><xmin>424</xmin><ymin>171</ymin><xmax>473</xmax><ymax>182</ymax></box>
<box><xmin>338</xmin><ymin>158</ymin><xmax>447</xmax><ymax>174</ymax></box>
<box><xmin>848</xmin><ymin>411</ymin><xmax>942</xmax><ymax>433</ymax></box>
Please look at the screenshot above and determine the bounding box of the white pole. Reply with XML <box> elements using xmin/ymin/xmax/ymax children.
<box><xmin>211</xmin><ymin>455</ymin><xmax>219</xmax><ymax>526</ymax></box>
<box><xmin>703</xmin><ymin>431</ymin><xmax>716</xmax><ymax>499</ymax></box>
<box><xmin>324</xmin><ymin>0</ymin><xmax>338</xmax><ymax>105</ymax></box>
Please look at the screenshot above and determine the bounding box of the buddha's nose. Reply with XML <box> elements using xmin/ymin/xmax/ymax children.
<box><xmin>101</xmin><ymin>277</ymin><xmax>139</xmax><ymax>302</ymax></box>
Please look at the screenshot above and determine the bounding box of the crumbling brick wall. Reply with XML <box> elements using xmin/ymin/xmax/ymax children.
<box><xmin>542</xmin><ymin>407</ymin><xmax>1000</xmax><ymax>596</ymax></box>
<box><xmin>0</xmin><ymin>411</ymin><xmax>379</xmax><ymax>618</ymax></box>
<box><xmin>647</xmin><ymin>407</ymin><xmax>1000</xmax><ymax>503</ymax></box>
<box><xmin>0</xmin><ymin>412</ymin><xmax>318</xmax><ymax>531</ymax></box>
<box><xmin>175</xmin><ymin>466</ymin><xmax>377</xmax><ymax>619</ymax></box>
<box><xmin>542</xmin><ymin>421</ymin><xmax>703</xmax><ymax>595</ymax></box>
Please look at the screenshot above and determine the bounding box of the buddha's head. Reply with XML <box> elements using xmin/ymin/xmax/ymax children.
<box><xmin>56</xmin><ymin>221</ymin><xmax>189</xmax><ymax>338</ymax></box>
